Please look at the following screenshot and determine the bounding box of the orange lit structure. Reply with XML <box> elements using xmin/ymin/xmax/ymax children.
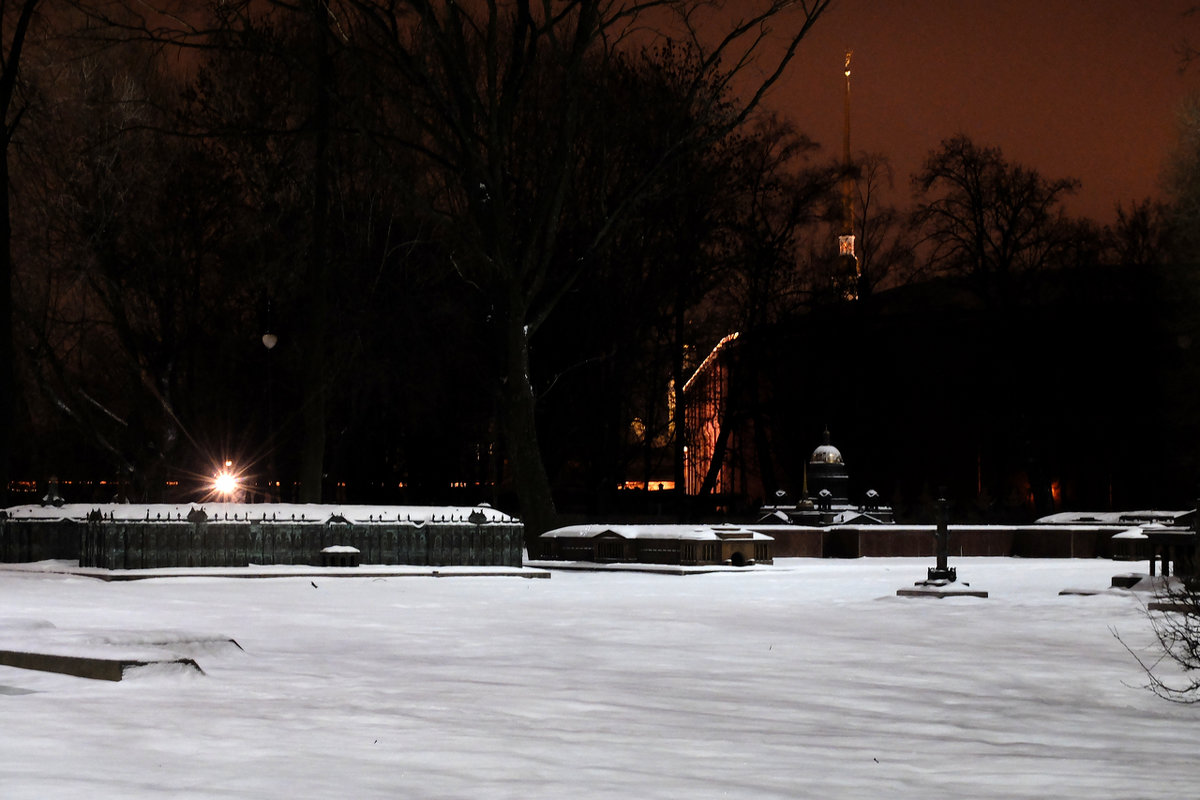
<box><xmin>679</xmin><ymin>333</ymin><xmax>781</xmax><ymax>511</ymax></box>
<box><xmin>835</xmin><ymin>48</ymin><xmax>860</xmax><ymax>299</ymax></box>
<box><xmin>681</xmin><ymin>333</ymin><xmax>739</xmax><ymax>496</ymax></box>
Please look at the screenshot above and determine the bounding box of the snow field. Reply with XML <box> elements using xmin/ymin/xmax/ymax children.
<box><xmin>1</xmin><ymin>557</ymin><xmax>1195</xmax><ymax>798</ymax></box>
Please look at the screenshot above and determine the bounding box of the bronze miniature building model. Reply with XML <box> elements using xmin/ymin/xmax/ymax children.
<box><xmin>535</xmin><ymin>524</ymin><xmax>773</xmax><ymax>567</ymax></box>
<box><xmin>0</xmin><ymin>503</ymin><xmax>523</xmax><ymax>569</ymax></box>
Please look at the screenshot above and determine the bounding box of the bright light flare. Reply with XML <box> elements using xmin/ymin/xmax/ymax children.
<box><xmin>213</xmin><ymin>471</ymin><xmax>238</xmax><ymax>496</ymax></box>
<box><xmin>213</xmin><ymin>460</ymin><xmax>239</xmax><ymax>497</ymax></box>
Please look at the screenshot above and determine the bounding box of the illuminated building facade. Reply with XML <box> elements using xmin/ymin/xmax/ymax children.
<box><xmin>679</xmin><ymin>332</ymin><xmax>780</xmax><ymax>511</ymax></box>
<box><xmin>677</xmin><ymin>51</ymin><xmax>880</xmax><ymax>513</ymax></box>
<box><xmin>681</xmin><ymin>333</ymin><xmax>740</xmax><ymax>497</ymax></box>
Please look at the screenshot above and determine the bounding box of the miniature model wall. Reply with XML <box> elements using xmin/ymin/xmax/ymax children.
<box><xmin>0</xmin><ymin>503</ymin><xmax>523</xmax><ymax>569</ymax></box>
<box><xmin>0</xmin><ymin>516</ymin><xmax>81</xmax><ymax>563</ymax></box>
<box><xmin>757</xmin><ymin>524</ymin><xmax>1123</xmax><ymax>559</ymax></box>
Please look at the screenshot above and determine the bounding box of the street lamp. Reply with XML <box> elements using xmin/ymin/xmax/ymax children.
<box><xmin>263</xmin><ymin>328</ymin><xmax>278</xmax><ymax>501</ymax></box>
<box><xmin>213</xmin><ymin>459</ymin><xmax>239</xmax><ymax>498</ymax></box>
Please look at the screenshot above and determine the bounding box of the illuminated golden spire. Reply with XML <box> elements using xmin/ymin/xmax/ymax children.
<box><xmin>837</xmin><ymin>48</ymin><xmax>859</xmax><ymax>299</ymax></box>
<box><xmin>840</xmin><ymin>48</ymin><xmax>855</xmax><ymax>248</ymax></box>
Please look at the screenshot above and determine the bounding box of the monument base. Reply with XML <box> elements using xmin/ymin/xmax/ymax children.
<box><xmin>897</xmin><ymin>577</ymin><xmax>988</xmax><ymax>598</ymax></box>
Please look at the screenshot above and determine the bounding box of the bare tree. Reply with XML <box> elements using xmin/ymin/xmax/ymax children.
<box><xmin>686</xmin><ymin>116</ymin><xmax>835</xmax><ymax>501</ymax></box>
<box><xmin>28</xmin><ymin>0</ymin><xmax>833</xmax><ymax>529</ymax></box>
<box><xmin>329</xmin><ymin>0</ymin><xmax>833</xmax><ymax>536</ymax></box>
<box><xmin>1</xmin><ymin>0</ymin><xmax>43</xmax><ymax>503</ymax></box>
<box><xmin>1103</xmin><ymin>198</ymin><xmax>1172</xmax><ymax>268</ymax></box>
<box><xmin>720</xmin><ymin>115</ymin><xmax>833</xmax><ymax>328</ymax></box>
<box><xmin>852</xmin><ymin>151</ymin><xmax>916</xmax><ymax>298</ymax></box>
<box><xmin>15</xmin><ymin>38</ymin><xmax>267</xmax><ymax>498</ymax></box>
<box><xmin>1120</xmin><ymin>578</ymin><xmax>1200</xmax><ymax>703</ymax></box>
<box><xmin>66</xmin><ymin>0</ymin><xmax>412</xmax><ymax>502</ymax></box>
<box><xmin>1164</xmin><ymin>93</ymin><xmax>1200</xmax><ymax>261</ymax></box>
<box><xmin>912</xmin><ymin>134</ymin><xmax>1080</xmax><ymax>306</ymax></box>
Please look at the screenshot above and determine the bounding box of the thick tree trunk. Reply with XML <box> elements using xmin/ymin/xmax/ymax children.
<box><xmin>497</xmin><ymin>306</ymin><xmax>558</xmax><ymax>545</ymax></box>
<box><xmin>0</xmin><ymin>145</ymin><xmax>11</xmax><ymax>506</ymax></box>
<box><xmin>671</xmin><ymin>297</ymin><xmax>689</xmax><ymax>521</ymax></box>
<box><xmin>299</xmin><ymin>358</ymin><xmax>327</xmax><ymax>502</ymax></box>
<box><xmin>0</xmin><ymin>0</ymin><xmax>41</xmax><ymax>505</ymax></box>
<box><xmin>753</xmin><ymin>409</ymin><xmax>777</xmax><ymax>501</ymax></box>
<box><xmin>299</xmin><ymin>0</ymin><xmax>333</xmax><ymax>503</ymax></box>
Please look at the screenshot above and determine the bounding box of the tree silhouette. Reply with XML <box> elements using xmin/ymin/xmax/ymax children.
<box><xmin>1</xmin><ymin>0</ymin><xmax>42</xmax><ymax>503</ymax></box>
<box><xmin>330</xmin><ymin>0</ymin><xmax>832</xmax><ymax>536</ymax></box>
<box><xmin>912</xmin><ymin>134</ymin><xmax>1080</xmax><ymax>306</ymax></box>
<box><xmin>851</xmin><ymin>152</ymin><xmax>916</xmax><ymax>298</ymax></box>
<box><xmin>8</xmin><ymin>1</ymin><xmax>835</xmax><ymax>523</ymax></box>
<box><xmin>16</xmin><ymin>39</ymin><xmax>269</xmax><ymax>498</ymax></box>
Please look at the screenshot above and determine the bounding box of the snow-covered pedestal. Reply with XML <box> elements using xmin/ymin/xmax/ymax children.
<box><xmin>897</xmin><ymin>577</ymin><xmax>988</xmax><ymax>598</ymax></box>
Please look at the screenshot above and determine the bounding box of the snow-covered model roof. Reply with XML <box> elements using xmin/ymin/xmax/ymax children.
<box><xmin>829</xmin><ymin>511</ymin><xmax>889</xmax><ymax>526</ymax></box>
<box><xmin>1111</xmin><ymin>527</ymin><xmax>1149</xmax><ymax>540</ymax></box>
<box><xmin>1036</xmin><ymin>510</ymin><xmax>1191</xmax><ymax>526</ymax></box>
<box><xmin>756</xmin><ymin>501</ymin><xmax>887</xmax><ymax>526</ymax></box>
<box><xmin>1</xmin><ymin>503</ymin><xmax>516</xmax><ymax>525</ymax></box>
<box><xmin>542</xmin><ymin>524</ymin><xmax>772</xmax><ymax>542</ymax></box>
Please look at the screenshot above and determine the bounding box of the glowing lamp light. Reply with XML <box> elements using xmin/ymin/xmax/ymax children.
<box><xmin>214</xmin><ymin>460</ymin><xmax>239</xmax><ymax>496</ymax></box>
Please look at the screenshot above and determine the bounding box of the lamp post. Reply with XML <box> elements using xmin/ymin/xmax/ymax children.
<box><xmin>263</xmin><ymin>330</ymin><xmax>277</xmax><ymax>502</ymax></box>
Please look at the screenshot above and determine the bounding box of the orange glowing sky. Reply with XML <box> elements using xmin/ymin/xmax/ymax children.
<box><xmin>762</xmin><ymin>0</ymin><xmax>1200</xmax><ymax>222</ymax></box>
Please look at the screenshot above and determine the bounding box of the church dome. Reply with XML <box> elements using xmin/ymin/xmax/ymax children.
<box><xmin>810</xmin><ymin>428</ymin><xmax>844</xmax><ymax>465</ymax></box>
<box><xmin>811</xmin><ymin>444</ymin><xmax>843</xmax><ymax>464</ymax></box>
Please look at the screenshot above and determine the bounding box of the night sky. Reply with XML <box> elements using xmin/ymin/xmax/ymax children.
<box><xmin>765</xmin><ymin>0</ymin><xmax>1200</xmax><ymax>222</ymax></box>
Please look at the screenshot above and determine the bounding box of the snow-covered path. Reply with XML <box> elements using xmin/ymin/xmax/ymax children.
<box><xmin>1</xmin><ymin>558</ymin><xmax>1195</xmax><ymax>798</ymax></box>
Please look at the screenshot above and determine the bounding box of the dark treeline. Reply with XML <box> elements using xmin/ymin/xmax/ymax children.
<box><xmin>2</xmin><ymin>1</ymin><xmax>1195</xmax><ymax>534</ymax></box>
<box><xmin>4</xmin><ymin>0</ymin><xmax>841</xmax><ymax>539</ymax></box>
<box><xmin>750</xmin><ymin>257</ymin><xmax>1195</xmax><ymax>523</ymax></box>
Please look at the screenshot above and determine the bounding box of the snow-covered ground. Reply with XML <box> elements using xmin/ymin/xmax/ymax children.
<box><xmin>1</xmin><ymin>557</ymin><xmax>1196</xmax><ymax>798</ymax></box>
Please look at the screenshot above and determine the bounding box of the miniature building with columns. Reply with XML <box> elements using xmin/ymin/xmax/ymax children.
<box><xmin>533</xmin><ymin>524</ymin><xmax>772</xmax><ymax>567</ymax></box>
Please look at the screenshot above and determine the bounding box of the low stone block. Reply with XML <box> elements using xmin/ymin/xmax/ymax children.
<box><xmin>0</xmin><ymin>649</ymin><xmax>204</xmax><ymax>681</ymax></box>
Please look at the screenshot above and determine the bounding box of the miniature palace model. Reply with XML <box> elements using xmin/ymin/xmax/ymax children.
<box><xmin>0</xmin><ymin>503</ymin><xmax>524</xmax><ymax>569</ymax></box>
